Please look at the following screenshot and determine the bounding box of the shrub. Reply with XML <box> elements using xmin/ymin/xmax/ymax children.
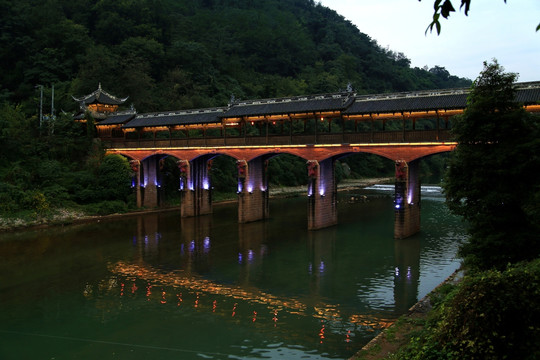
<box><xmin>435</xmin><ymin>260</ymin><xmax>540</xmax><ymax>359</ymax></box>
<box><xmin>84</xmin><ymin>200</ymin><xmax>128</xmax><ymax>215</ymax></box>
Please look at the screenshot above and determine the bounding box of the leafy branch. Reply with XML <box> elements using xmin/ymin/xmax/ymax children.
<box><xmin>422</xmin><ymin>0</ymin><xmax>539</xmax><ymax>35</ymax></box>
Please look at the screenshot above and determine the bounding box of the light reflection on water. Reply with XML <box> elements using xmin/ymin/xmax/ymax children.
<box><xmin>0</xmin><ymin>187</ymin><xmax>465</xmax><ymax>359</ymax></box>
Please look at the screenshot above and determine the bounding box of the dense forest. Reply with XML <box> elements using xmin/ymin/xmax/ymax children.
<box><xmin>1</xmin><ymin>0</ymin><xmax>470</xmax><ymax>113</ymax></box>
<box><xmin>0</xmin><ymin>0</ymin><xmax>468</xmax><ymax>219</ymax></box>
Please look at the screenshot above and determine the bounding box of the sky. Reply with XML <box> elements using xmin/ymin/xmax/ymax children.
<box><xmin>317</xmin><ymin>0</ymin><xmax>540</xmax><ymax>82</ymax></box>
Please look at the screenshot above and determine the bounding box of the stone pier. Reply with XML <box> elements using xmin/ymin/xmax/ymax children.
<box><xmin>237</xmin><ymin>157</ymin><xmax>270</xmax><ymax>223</ymax></box>
<box><xmin>140</xmin><ymin>156</ymin><xmax>161</xmax><ymax>208</ymax></box>
<box><xmin>179</xmin><ymin>156</ymin><xmax>212</xmax><ymax>217</ymax></box>
<box><xmin>307</xmin><ymin>158</ymin><xmax>338</xmax><ymax>230</ymax></box>
<box><xmin>394</xmin><ymin>159</ymin><xmax>421</xmax><ymax>239</ymax></box>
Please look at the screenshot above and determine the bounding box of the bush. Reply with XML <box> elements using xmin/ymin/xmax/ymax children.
<box><xmin>84</xmin><ymin>200</ymin><xmax>128</xmax><ymax>215</ymax></box>
<box><xmin>394</xmin><ymin>260</ymin><xmax>540</xmax><ymax>360</ymax></box>
<box><xmin>436</xmin><ymin>260</ymin><xmax>540</xmax><ymax>359</ymax></box>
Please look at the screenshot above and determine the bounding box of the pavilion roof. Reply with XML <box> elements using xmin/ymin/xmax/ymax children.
<box><xmin>123</xmin><ymin>108</ymin><xmax>225</xmax><ymax>128</ymax></box>
<box><xmin>73</xmin><ymin>83</ymin><xmax>128</xmax><ymax>105</ymax></box>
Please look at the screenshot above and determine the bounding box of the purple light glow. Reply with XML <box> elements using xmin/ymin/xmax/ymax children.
<box><xmin>203</xmin><ymin>179</ymin><xmax>210</xmax><ymax>190</ymax></box>
<box><xmin>248</xmin><ymin>249</ymin><xmax>255</xmax><ymax>262</ymax></box>
<box><xmin>203</xmin><ymin>237</ymin><xmax>211</xmax><ymax>252</ymax></box>
<box><xmin>237</xmin><ymin>182</ymin><xmax>243</xmax><ymax>193</ymax></box>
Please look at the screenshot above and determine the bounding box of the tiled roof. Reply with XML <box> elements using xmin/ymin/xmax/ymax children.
<box><xmin>515</xmin><ymin>85</ymin><xmax>540</xmax><ymax>103</ymax></box>
<box><xmin>123</xmin><ymin>108</ymin><xmax>225</xmax><ymax>128</ymax></box>
<box><xmin>73</xmin><ymin>83</ymin><xmax>128</xmax><ymax>105</ymax></box>
<box><xmin>344</xmin><ymin>82</ymin><xmax>540</xmax><ymax>115</ymax></box>
<box><xmin>95</xmin><ymin>82</ymin><xmax>540</xmax><ymax>128</ymax></box>
<box><xmin>98</xmin><ymin>113</ymin><xmax>136</xmax><ymax>125</ymax></box>
<box><xmin>344</xmin><ymin>92</ymin><xmax>468</xmax><ymax>115</ymax></box>
<box><xmin>222</xmin><ymin>93</ymin><xmax>353</xmax><ymax>118</ymax></box>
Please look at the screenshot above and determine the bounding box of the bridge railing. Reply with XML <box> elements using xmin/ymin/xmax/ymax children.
<box><xmin>104</xmin><ymin>129</ymin><xmax>452</xmax><ymax>149</ymax></box>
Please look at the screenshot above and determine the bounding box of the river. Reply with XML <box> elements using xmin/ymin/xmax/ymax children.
<box><xmin>0</xmin><ymin>186</ymin><xmax>466</xmax><ymax>359</ymax></box>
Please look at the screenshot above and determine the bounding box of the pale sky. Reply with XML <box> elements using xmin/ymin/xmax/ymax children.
<box><xmin>317</xmin><ymin>0</ymin><xmax>540</xmax><ymax>82</ymax></box>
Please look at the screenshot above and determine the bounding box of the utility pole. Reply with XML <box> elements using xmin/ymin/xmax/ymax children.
<box><xmin>36</xmin><ymin>85</ymin><xmax>43</xmax><ymax>128</ymax></box>
<box><xmin>51</xmin><ymin>84</ymin><xmax>55</xmax><ymax>119</ymax></box>
<box><xmin>50</xmin><ymin>84</ymin><xmax>55</xmax><ymax>134</ymax></box>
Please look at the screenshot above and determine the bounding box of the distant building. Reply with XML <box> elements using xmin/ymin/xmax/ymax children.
<box><xmin>72</xmin><ymin>83</ymin><xmax>129</xmax><ymax>121</ymax></box>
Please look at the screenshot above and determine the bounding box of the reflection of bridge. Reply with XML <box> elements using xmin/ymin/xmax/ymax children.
<box><xmin>98</xmin><ymin>83</ymin><xmax>540</xmax><ymax>238</ymax></box>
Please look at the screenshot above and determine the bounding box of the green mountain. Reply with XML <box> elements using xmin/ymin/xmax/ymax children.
<box><xmin>0</xmin><ymin>0</ymin><xmax>470</xmax><ymax>219</ymax></box>
<box><xmin>0</xmin><ymin>0</ymin><xmax>470</xmax><ymax>114</ymax></box>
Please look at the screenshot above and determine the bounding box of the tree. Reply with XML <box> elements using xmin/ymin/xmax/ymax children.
<box><xmin>422</xmin><ymin>0</ymin><xmax>540</xmax><ymax>34</ymax></box>
<box><xmin>443</xmin><ymin>60</ymin><xmax>540</xmax><ymax>270</ymax></box>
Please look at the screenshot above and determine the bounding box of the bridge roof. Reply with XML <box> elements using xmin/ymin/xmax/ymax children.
<box><xmin>344</xmin><ymin>82</ymin><xmax>540</xmax><ymax>115</ymax></box>
<box><xmin>345</xmin><ymin>91</ymin><xmax>467</xmax><ymax>115</ymax></box>
<box><xmin>222</xmin><ymin>93</ymin><xmax>353</xmax><ymax>118</ymax></box>
<box><xmin>123</xmin><ymin>108</ymin><xmax>225</xmax><ymax>128</ymax></box>
<box><xmin>515</xmin><ymin>83</ymin><xmax>540</xmax><ymax>103</ymax></box>
<box><xmin>98</xmin><ymin>112</ymin><xmax>136</xmax><ymax>125</ymax></box>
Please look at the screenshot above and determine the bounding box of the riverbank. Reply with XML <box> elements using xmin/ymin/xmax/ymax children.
<box><xmin>349</xmin><ymin>269</ymin><xmax>463</xmax><ymax>360</ymax></box>
<box><xmin>0</xmin><ymin>177</ymin><xmax>393</xmax><ymax>233</ymax></box>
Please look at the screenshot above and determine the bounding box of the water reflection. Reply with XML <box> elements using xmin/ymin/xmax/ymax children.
<box><xmin>393</xmin><ymin>237</ymin><xmax>420</xmax><ymax>313</ymax></box>
<box><xmin>0</xmin><ymin>192</ymin><xmax>465</xmax><ymax>360</ymax></box>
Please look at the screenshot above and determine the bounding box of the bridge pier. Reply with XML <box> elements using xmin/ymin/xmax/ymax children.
<box><xmin>178</xmin><ymin>157</ymin><xmax>212</xmax><ymax>217</ymax></box>
<box><xmin>140</xmin><ymin>156</ymin><xmax>161</xmax><ymax>208</ymax></box>
<box><xmin>394</xmin><ymin>159</ymin><xmax>421</xmax><ymax>239</ymax></box>
<box><xmin>237</xmin><ymin>158</ymin><xmax>270</xmax><ymax>223</ymax></box>
<box><xmin>129</xmin><ymin>160</ymin><xmax>142</xmax><ymax>208</ymax></box>
<box><xmin>307</xmin><ymin>158</ymin><xmax>338</xmax><ymax>230</ymax></box>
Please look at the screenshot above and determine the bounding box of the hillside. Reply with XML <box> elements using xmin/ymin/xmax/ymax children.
<box><xmin>0</xmin><ymin>0</ymin><xmax>470</xmax><ymax>115</ymax></box>
<box><xmin>0</xmin><ymin>0</ymin><xmax>466</xmax><ymax>219</ymax></box>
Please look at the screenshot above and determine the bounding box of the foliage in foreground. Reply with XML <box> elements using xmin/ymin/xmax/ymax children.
<box><xmin>443</xmin><ymin>60</ymin><xmax>540</xmax><ymax>270</ymax></box>
<box><xmin>390</xmin><ymin>259</ymin><xmax>540</xmax><ymax>360</ymax></box>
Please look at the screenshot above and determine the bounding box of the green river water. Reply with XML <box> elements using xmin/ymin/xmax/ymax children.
<box><xmin>0</xmin><ymin>186</ymin><xmax>466</xmax><ymax>359</ymax></box>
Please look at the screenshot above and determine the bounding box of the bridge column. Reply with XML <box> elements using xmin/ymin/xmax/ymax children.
<box><xmin>237</xmin><ymin>158</ymin><xmax>270</xmax><ymax>223</ymax></box>
<box><xmin>307</xmin><ymin>159</ymin><xmax>338</xmax><ymax>230</ymax></box>
<box><xmin>394</xmin><ymin>159</ymin><xmax>421</xmax><ymax>239</ymax></box>
<box><xmin>129</xmin><ymin>160</ymin><xmax>142</xmax><ymax>208</ymax></box>
<box><xmin>178</xmin><ymin>157</ymin><xmax>212</xmax><ymax>217</ymax></box>
<box><xmin>141</xmin><ymin>157</ymin><xmax>160</xmax><ymax>208</ymax></box>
